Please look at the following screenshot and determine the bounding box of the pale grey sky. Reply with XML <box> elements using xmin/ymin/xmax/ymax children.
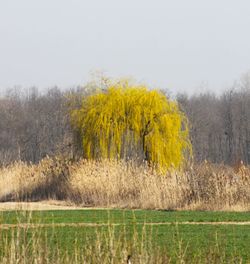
<box><xmin>1</xmin><ymin>0</ymin><xmax>250</xmax><ymax>94</ymax></box>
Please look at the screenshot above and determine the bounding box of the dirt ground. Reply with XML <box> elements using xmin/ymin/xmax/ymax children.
<box><xmin>0</xmin><ymin>221</ymin><xmax>250</xmax><ymax>230</ymax></box>
<box><xmin>0</xmin><ymin>201</ymin><xmax>250</xmax><ymax>212</ymax></box>
<box><xmin>0</xmin><ymin>200</ymin><xmax>88</xmax><ymax>211</ymax></box>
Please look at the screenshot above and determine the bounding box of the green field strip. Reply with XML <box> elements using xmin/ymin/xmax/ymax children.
<box><xmin>1</xmin><ymin>221</ymin><xmax>249</xmax><ymax>261</ymax></box>
<box><xmin>1</xmin><ymin>210</ymin><xmax>250</xmax><ymax>225</ymax></box>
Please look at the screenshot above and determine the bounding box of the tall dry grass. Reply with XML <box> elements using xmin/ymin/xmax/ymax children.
<box><xmin>0</xmin><ymin>218</ymin><xmax>242</xmax><ymax>264</ymax></box>
<box><xmin>0</xmin><ymin>157</ymin><xmax>250</xmax><ymax>210</ymax></box>
<box><xmin>0</xmin><ymin>157</ymin><xmax>72</xmax><ymax>202</ymax></box>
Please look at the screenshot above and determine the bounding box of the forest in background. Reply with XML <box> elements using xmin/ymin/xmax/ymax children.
<box><xmin>1</xmin><ymin>74</ymin><xmax>250</xmax><ymax>166</ymax></box>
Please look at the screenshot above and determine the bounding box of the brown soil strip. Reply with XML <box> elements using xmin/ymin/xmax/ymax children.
<box><xmin>148</xmin><ymin>221</ymin><xmax>250</xmax><ymax>225</ymax></box>
<box><xmin>0</xmin><ymin>201</ymin><xmax>107</xmax><ymax>211</ymax></box>
<box><xmin>1</xmin><ymin>202</ymin><xmax>250</xmax><ymax>212</ymax></box>
<box><xmin>1</xmin><ymin>221</ymin><xmax>250</xmax><ymax>230</ymax></box>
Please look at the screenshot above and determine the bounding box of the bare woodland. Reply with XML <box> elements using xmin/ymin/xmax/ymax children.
<box><xmin>1</xmin><ymin>75</ymin><xmax>250</xmax><ymax>166</ymax></box>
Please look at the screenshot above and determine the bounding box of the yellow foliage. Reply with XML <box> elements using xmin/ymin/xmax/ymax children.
<box><xmin>71</xmin><ymin>80</ymin><xmax>192</xmax><ymax>172</ymax></box>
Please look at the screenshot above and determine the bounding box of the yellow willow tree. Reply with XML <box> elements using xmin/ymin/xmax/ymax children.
<box><xmin>70</xmin><ymin>80</ymin><xmax>192</xmax><ymax>171</ymax></box>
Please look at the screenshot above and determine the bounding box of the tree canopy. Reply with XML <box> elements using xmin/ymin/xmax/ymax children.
<box><xmin>71</xmin><ymin>80</ymin><xmax>191</xmax><ymax>171</ymax></box>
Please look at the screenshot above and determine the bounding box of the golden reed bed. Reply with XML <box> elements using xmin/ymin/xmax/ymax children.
<box><xmin>0</xmin><ymin>157</ymin><xmax>249</xmax><ymax>211</ymax></box>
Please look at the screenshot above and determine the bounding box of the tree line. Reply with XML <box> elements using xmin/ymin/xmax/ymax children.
<box><xmin>0</xmin><ymin>87</ymin><xmax>71</xmax><ymax>165</ymax></box>
<box><xmin>177</xmin><ymin>74</ymin><xmax>250</xmax><ymax>164</ymax></box>
<box><xmin>1</xmin><ymin>75</ymin><xmax>250</xmax><ymax>165</ymax></box>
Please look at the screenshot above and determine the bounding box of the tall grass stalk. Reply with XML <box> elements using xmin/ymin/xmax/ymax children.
<box><xmin>0</xmin><ymin>213</ymin><xmax>245</xmax><ymax>264</ymax></box>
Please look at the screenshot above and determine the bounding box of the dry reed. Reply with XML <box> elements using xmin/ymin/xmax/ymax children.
<box><xmin>0</xmin><ymin>157</ymin><xmax>250</xmax><ymax>211</ymax></box>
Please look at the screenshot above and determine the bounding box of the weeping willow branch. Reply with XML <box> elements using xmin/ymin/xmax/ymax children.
<box><xmin>70</xmin><ymin>80</ymin><xmax>192</xmax><ymax>172</ymax></box>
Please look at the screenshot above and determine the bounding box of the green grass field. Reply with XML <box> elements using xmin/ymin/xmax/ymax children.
<box><xmin>2</xmin><ymin>209</ymin><xmax>250</xmax><ymax>224</ymax></box>
<box><xmin>0</xmin><ymin>209</ymin><xmax>250</xmax><ymax>263</ymax></box>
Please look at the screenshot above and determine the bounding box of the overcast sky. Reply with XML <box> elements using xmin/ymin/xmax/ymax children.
<box><xmin>1</xmin><ymin>0</ymin><xmax>250</xmax><ymax>94</ymax></box>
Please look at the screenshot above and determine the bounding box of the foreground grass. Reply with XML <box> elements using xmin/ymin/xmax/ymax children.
<box><xmin>0</xmin><ymin>210</ymin><xmax>249</xmax><ymax>263</ymax></box>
